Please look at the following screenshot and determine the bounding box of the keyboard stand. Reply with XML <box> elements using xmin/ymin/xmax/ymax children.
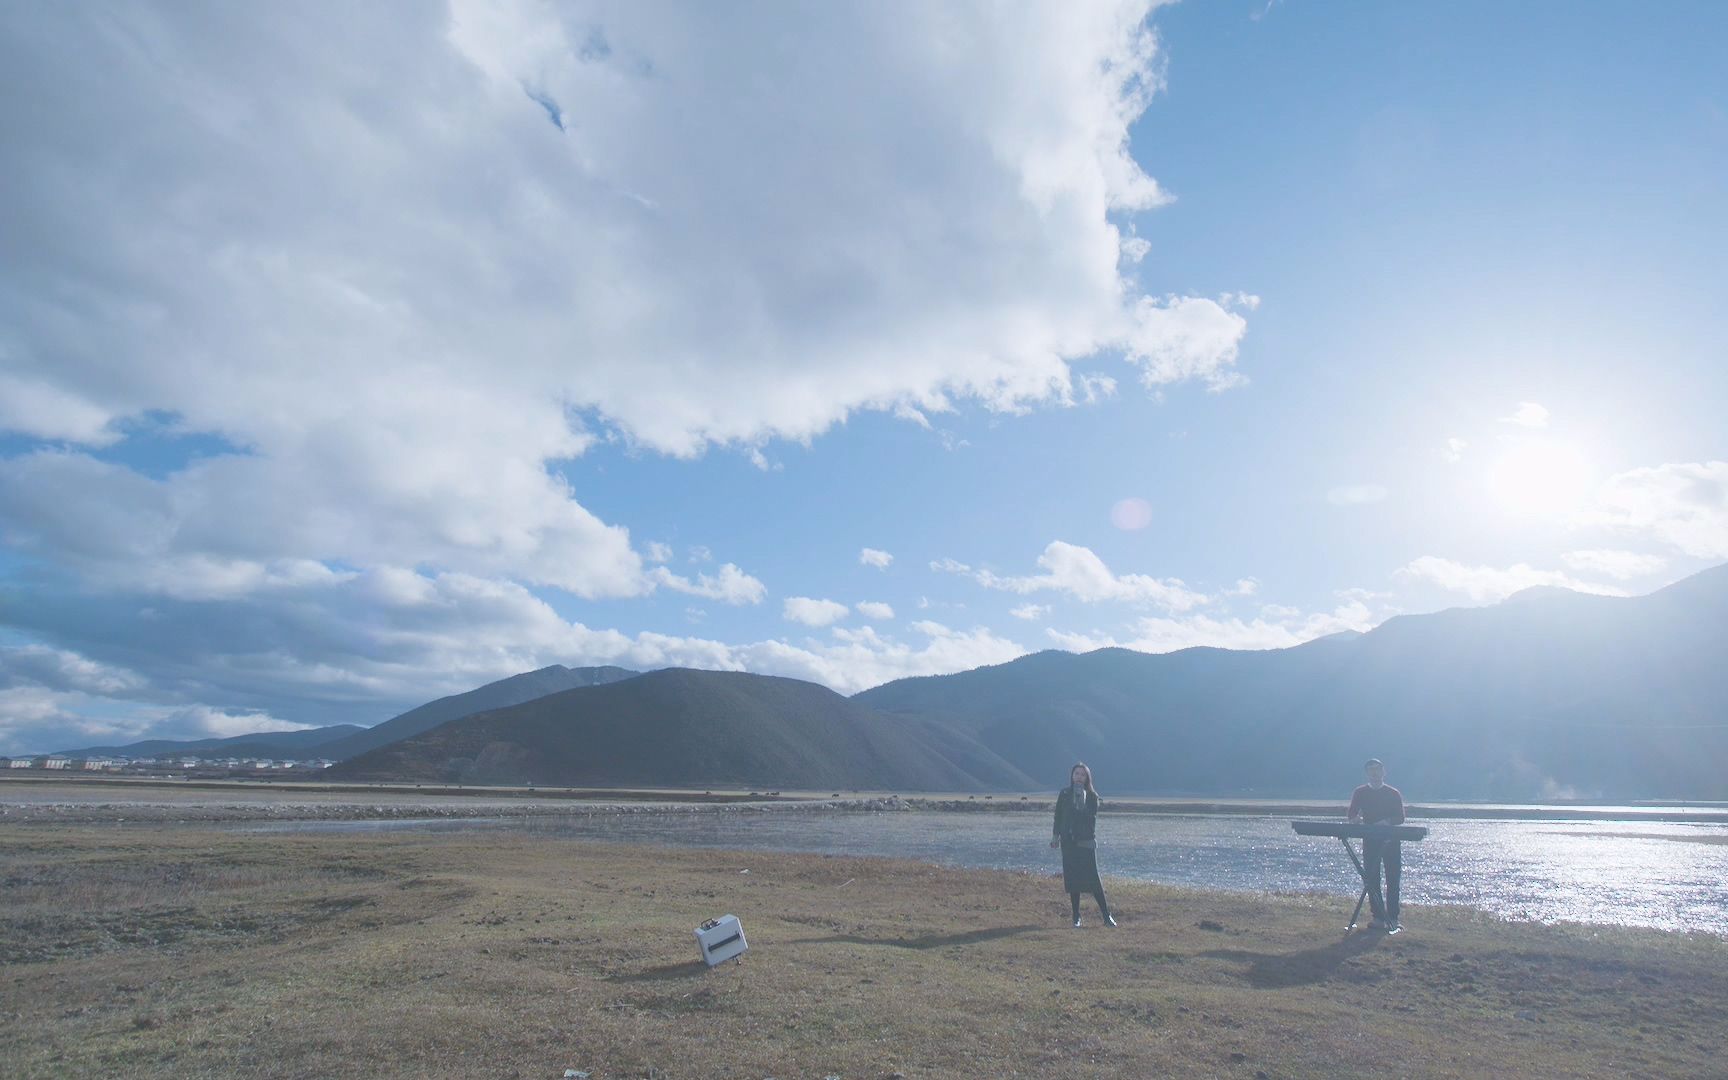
<box><xmin>1341</xmin><ymin>836</ymin><xmax>1371</xmax><ymax>931</ymax></box>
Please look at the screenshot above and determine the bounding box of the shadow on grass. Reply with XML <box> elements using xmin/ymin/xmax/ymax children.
<box><xmin>1198</xmin><ymin>930</ymin><xmax>1384</xmax><ymax>988</ymax></box>
<box><xmin>607</xmin><ymin>924</ymin><xmax>1047</xmax><ymax>982</ymax></box>
<box><xmin>608</xmin><ymin>960</ymin><xmax>710</xmax><ymax>982</ymax></box>
<box><xmin>784</xmin><ymin>924</ymin><xmax>1045</xmax><ymax>950</ymax></box>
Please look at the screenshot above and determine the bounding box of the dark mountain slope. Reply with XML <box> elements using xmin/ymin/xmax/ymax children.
<box><xmin>857</xmin><ymin>564</ymin><xmax>1728</xmax><ymax>799</ymax></box>
<box><xmin>327</xmin><ymin>668</ymin><xmax>1036</xmax><ymax>791</ymax></box>
<box><xmin>315</xmin><ymin>664</ymin><xmax>640</xmax><ymax>760</ymax></box>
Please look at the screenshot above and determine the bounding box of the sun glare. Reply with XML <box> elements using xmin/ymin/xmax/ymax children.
<box><xmin>1485</xmin><ymin>440</ymin><xmax>1596</xmax><ymax>517</ymax></box>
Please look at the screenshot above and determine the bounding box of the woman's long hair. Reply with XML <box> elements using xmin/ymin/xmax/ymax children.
<box><xmin>1070</xmin><ymin>761</ymin><xmax>1099</xmax><ymax>798</ymax></box>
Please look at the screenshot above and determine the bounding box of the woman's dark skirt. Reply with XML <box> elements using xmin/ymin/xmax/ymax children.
<box><xmin>1060</xmin><ymin>840</ymin><xmax>1102</xmax><ymax>894</ymax></box>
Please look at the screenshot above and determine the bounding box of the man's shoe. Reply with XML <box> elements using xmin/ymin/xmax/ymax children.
<box><xmin>1366</xmin><ymin>918</ymin><xmax>1387</xmax><ymax>931</ymax></box>
<box><xmin>1072</xmin><ymin>917</ymin><xmax>1083</xmax><ymax>928</ymax></box>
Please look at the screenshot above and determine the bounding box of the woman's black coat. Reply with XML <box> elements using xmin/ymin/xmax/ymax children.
<box><xmin>1052</xmin><ymin>785</ymin><xmax>1102</xmax><ymax>894</ymax></box>
<box><xmin>1052</xmin><ymin>785</ymin><xmax>1098</xmax><ymax>844</ymax></box>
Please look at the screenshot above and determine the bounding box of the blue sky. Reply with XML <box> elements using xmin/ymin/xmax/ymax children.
<box><xmin>1</xmin><ymin>0</ymin><xmax>1724</xmax><ymax>753</ymax></box>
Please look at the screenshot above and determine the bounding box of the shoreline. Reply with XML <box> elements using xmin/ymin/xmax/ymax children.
<box><xmin>5</xmin><ymin>775</ymin><xmax>1728</xmax><ymax>825</ymax></box>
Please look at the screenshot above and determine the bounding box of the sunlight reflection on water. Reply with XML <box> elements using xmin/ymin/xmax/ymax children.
<box><xmin>241</xmin><ymin>811</ymin><xmax>1728</xmax><ymax>935</ymax></box>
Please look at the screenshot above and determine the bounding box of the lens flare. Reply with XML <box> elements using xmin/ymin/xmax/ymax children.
<box><xmin>1110</xmin><ymin>497</ymin><xmax>1153</xmax><ymax>530</ymax></box>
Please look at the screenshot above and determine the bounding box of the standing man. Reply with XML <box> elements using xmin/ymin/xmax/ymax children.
<box><xmin>1347</xmin><ymin>758</ymin><xmax>1405</xmax><ymax>932</ymax></box>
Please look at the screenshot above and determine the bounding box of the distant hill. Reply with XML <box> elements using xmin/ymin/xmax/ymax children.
<box><xmin>327</xmin><ymin>668</ymin><xmax>1037</xmax><ymax>791</ymax></box>
<box><xmin>53</xmin><ymin>664</ymin><xmax>642</xmax><ymax>764</ymax></box>
<box><xmin>856</xmin><ymin>563</ymin><xmax>1728</xmax><ymax>800</ymax></box>
<box><xmin>313</xmin><ymin>664</ymin><xmax>640</xmax><ymax>761</ymax></box>
<box><xmin>55</xmin><ymin>724</ymin><xmax>366</xmax><ymax>761</ymax></box>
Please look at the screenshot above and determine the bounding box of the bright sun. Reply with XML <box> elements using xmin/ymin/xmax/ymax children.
<box><xmin>1485</xmin><ymin>440</ymin><xmax>1596</xmax><ymax>517</ymax></box>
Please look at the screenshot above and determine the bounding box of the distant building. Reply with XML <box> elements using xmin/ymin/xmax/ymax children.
<box><xmin>43</xmin><ymin>757</ymin><xmax>70</xmax><ymax>770</ymax></box>
<box><xmin>7</xmin><ymin>758</ymin><xmax>33</xmax><ymax>769</ymax></box>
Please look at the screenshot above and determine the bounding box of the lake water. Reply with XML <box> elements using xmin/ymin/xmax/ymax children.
<box><xmin>240</xmin><ymin>809</ymin><xmax>1728</xmax><ymax>936</ymax></box>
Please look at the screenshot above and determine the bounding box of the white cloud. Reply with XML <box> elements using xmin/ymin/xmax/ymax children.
<box><xmin>0</xmin><ymin>569</ymin><xmax>657</xmax><ymax>753</ymax></box>
<box><xmin>1046</xmin><ymin>596</ymin><xmax>1375</xmax><ymax>654</ymax></box>
<box><xmin>0</xmin><ymin>686</ymin><xmax>85</xmax><ymax>728</ymax></box>
<box><xmin>1587</xmin><ymin>461</ymin><xmax>1728</xmax><ymax>558</ymax></box>
<box><xmin>650</xmin><ymin>564</ymin><xmax>767</xmax><ymax>605</ymax></box>
<box><xmin>744</xmin><ymin>622</ymin><xmax>1025</xmax><ymax>694</ymax></box>
<box><xmin>783</xmin><ymin>597</ymin><xmax>852</xmax><ymax>627</ymax></box>
<box><xmin>170</xmin><ymin>706</ymin><xmax>310</xmax><ymax>740</ymax></box>
<box><xmin>1397</xmin><ymin>556</ymin><xmax>1625</xmax><ymax>603</ymax></box>
<box><xmin>1336</xmin><ymin>586</ymin><xmax>1389</xmax><ymax>603</ymax></box>
<box><xmin>939</xmin><ymin>541</ymin><xmax>1206</xmax><ymax>611</ymax></box>
<box><xmin>0</xmin><ymin>0</ymin><xmax>1250</xmax><ymax>623</ymax></box>
<box><xmin>855</xmin><ymin>601</ymin><xmax>895</xmax><ymax>621</ymax></box>
<box><xmin>1227</xmin><ymin>577</ymin><xmax>1259</xmax><ymax>597</ymax></box>
<box><xmin>1500</xmin><ymin>402</ymin><xmax>1550</xmax><ymax>428</ymax></box>
<box><xmin>0</xmin><ymin>374</ymin><xmax>121</xmax><ymax>446</ymax></box>
<box><xmin>1327</xmin><ymin>484</ymin><xmax>1389</xmax><ymax>506</ymax></box>
<box><xmin>0</xmin><ymin>686</ymin><xmax>303</xmax><ymax>756</ymax></box>
<box><xmin>0</xmin><ymin>686</ymin><xmax>129</xmax><ymax>753</ymax></box>
<box><xmin>0</xmin><ymin>646</ymin><xmax>175</xmax><ymax>753</ymax></box>
<box><xmin>1044</xmin><ymin>629</ymin><xmax>1118</xmax><ymax>653</ymax></box>
<box><xmin>0</xmin><ymin>566</ymin><xmax>1035</xmax><ymax>751</ymax></box>
<box><xmin>1009</xmin><ymin>604</ymin><xmax>1050</xmax><ymax>620</ymax></box>
<box><xmin>1440</xmin><ymin>437</ymin><xmax>1467</xmax><ymax>463</ymax></box>
<box><xmin>0</xmin><ymin>645</ymin><xmax>147</xmax><ymax>696</ymax></box>
<box><xmin>1124</xmin><ymin>293</ymin><xmax>1258</xmax><ymax>390</ymax></box>
<box><xmin>0</xmin><ymin>445</ymin><xmax>644</xmax><ymax>601</ymax></box>
<box><xmin>1123</xmin><ymin>603</ymin><xmax>1372</xmax><ymax>650</ymax></box>
<box><xmin>859</xmin><ymin>548</ymin><xmax>894</xmax><ymax>569</ymax></box>
<box><xmin>1559</xmin><ymin>549</ymin><xmax>1669</xmax><ymax>580</ymax></box>
<box><xmin>0</xmin><ymin>1</ymin><xmax>1272</xmax><ymax>748</ymax></box>
<box><xmin>891</xmin><ymin>404</ymin><xmax>933</xmax><ymax>430</ymax></box>
<box><xmin>1072</xmin><ymin>372</ymin><xmax>1118</xmax><ymax>404</ymax></box>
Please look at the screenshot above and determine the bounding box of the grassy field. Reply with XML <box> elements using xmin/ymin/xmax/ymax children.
<box><xmin>2</xmin><ymin>826</ymin><xmax>1724</xmax><ymax>1079</ymax></box>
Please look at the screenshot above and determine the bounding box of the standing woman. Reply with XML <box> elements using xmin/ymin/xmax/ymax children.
<box><xmin>1050</xmin><ymin>762</ymin><xmax>1116</xmax><ymax>927</ymax></box>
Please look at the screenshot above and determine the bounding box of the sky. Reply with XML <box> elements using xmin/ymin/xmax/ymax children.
<box><xmin>2</xmin><ymin>0</ymin><xmax>1725</xmax><ymax>754</ymax></box>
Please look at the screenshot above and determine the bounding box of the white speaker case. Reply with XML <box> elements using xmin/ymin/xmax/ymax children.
<box><xmin>694</xmin><ymin>914</ymin><xmax>747</xmax><ymax>966</ymax></box>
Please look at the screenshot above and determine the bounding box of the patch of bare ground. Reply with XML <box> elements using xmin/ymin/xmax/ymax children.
<box><xmin>1</xmin><ymin>826</ymin><xmax>1723</xmax><ymax>1079</ymax></box>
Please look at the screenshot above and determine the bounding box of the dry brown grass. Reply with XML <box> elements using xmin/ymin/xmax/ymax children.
<box><xmin>2</xmin><ymin>826</ymin><xmax>1724</xmax><ymax>1079</ymax></box>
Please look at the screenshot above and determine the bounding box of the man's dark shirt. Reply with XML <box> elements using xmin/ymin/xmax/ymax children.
<box><xmin>1347</xmin><ymin>783</ymin><xmax>1405</xmax><ymax>825</ymax></box>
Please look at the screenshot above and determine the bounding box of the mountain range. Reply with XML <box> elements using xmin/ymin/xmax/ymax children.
<box><xmin>327</xmin><ymin>668</ymin><xmax>1035</xmax><ymax>790</ymax></box>
<box><xmin>54</xmin><ymin>664</ymin><xmax>638</xmax><ymax>761</ymax></box>
<box><xmin>310</xmin><ymin>664</ymin><xmax>638</xmax><ymax>760</ymax></box>
<box><xmin>58</xmin><ymin>564</ymin><xmax>1728</xmax><ymax>799</ymax></box>
<box><xmin>856</xmin><ymin>563</ymin><xmax>1728</xmax><ymax>798</ymax></box>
